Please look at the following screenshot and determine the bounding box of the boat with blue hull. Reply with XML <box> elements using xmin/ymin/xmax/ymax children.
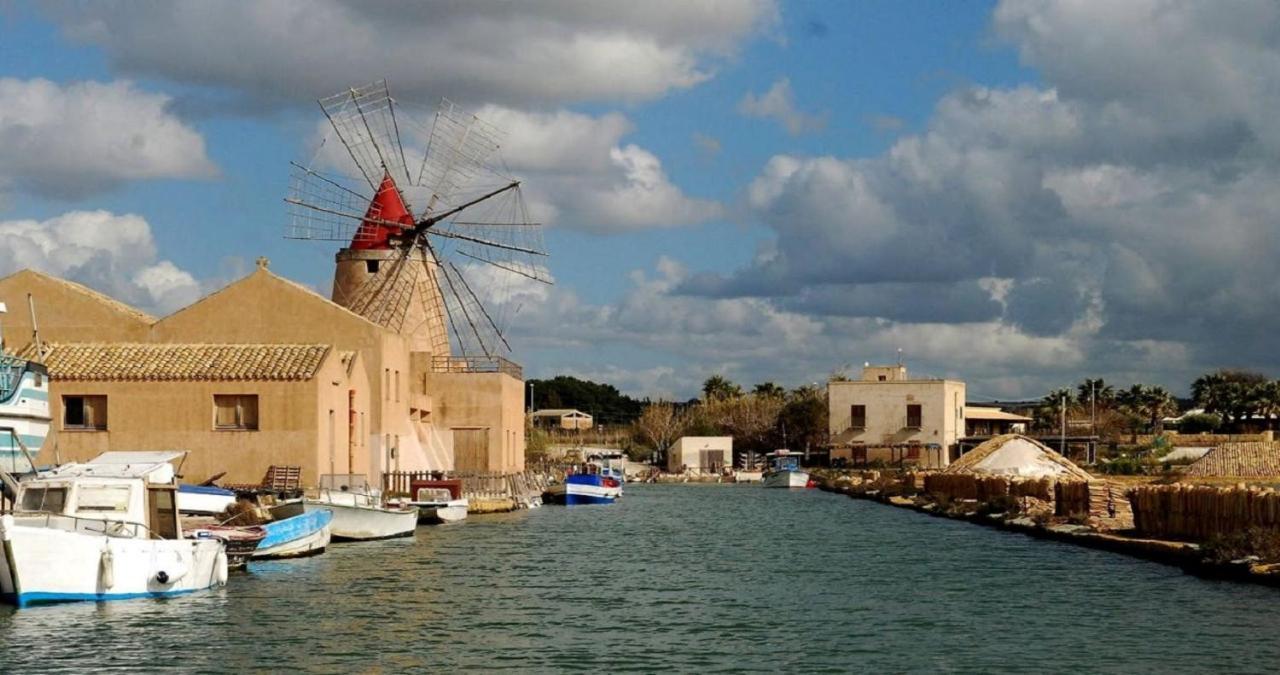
<box><xmin>253</xmin><ymin>507</ymin><xmax>333</xmax><ymax>559</ymax></box>
<box><xmin>545</xmin><ymin>455</ymin><xmax>625</xmax><ymax>506</ymax></box>
<box><xmin>0</xmin><ymin>452</ymin><xmax>227</xmax><ymax>608</ymax></box>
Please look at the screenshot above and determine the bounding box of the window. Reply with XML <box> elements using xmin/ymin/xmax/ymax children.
<box><xmin>19</xmin><ymin>486</ymin><xmax>66</xmax><ymax>512</ymax></box>
<box><xmin>63</xmin><ymin>395</ymin><xmax>108</xmax><ymax>430</ymax></box>
<box><xmin>384</xmin><ymin>369</ymin><xmax>390</xmax><ymax>401</ymax></box>
<box><xmin>366</xmin><ymin>259</ymin><xmax>380</xmax><ymax>274</ymax></box>
<box><xmin>395</xmin><ymin>370</ymin><xmax>400</xmax><ymax>402</ymax></box>
<box><xmin>76</xmin><ymin>485</ymin><xmax>131</xmax><ymax>512</ymax></box>
<box><xmin>906</xmin><ymin>404</ymin><xmax>923</xmax><ymax>429</ymax></box>
<box><xmin>850</xmin><ymin>405</ymin><xmax>867</xmax><ymax>430</ymax></box>
<box><xmin>215</xmin><ymin>394</ymin><xmax>259</xmax><ymax>430</ymax></box>
<box><xmin>878</xmin><ymin>375</ymin><xmax>887</xmax><ymax>381</ymax></box>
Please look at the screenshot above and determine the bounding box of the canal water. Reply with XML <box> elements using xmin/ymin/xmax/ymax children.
<box><xmin>4</xmin><ymin>484</ymin><xmax>1280</xmax><ymax>672</ymax></box>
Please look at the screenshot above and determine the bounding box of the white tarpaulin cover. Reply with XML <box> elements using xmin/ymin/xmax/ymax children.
<box><xmin>968</xmin><ymin>438</ymin><xmax>1078</xmax><ymax>478</ymax></box>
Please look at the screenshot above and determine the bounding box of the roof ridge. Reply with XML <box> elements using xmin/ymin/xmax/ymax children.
<box><xmin>155</xmin><ymin>267</ymin><xmax>390</xmax><ymax>333</ymax></box>
<box><xmin>2</xmin><ymin>269</ymin><xmax>156</xmax><ymax>324</ymax></box>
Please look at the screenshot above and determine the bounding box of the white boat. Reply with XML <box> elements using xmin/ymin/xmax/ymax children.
<box><xmin>0</xmin><ymin>451</ymin><xmax>227</xmax><ymax>608</ymax></box>
<box><xmin>303</xmin><ymin>475</ymin><xmax>417</xmax><ymax>541</ymax></box>
<box><xmin>176</xmin><ymin>483</ymin><xmax>238</xmax><ymax>515</ymax></box>
<box><xmin>251</xmin><ymin>506</ymin><xmax>332</xmax><ymax>559</ymax></box>
<box><xmin>762</xmin><ymin>450</ymin><xmax>812</xmax><ymax>489</ymax></box>
<box><xmin>397</xmin><ymin>488</ymin><xmax>468</xmax><ymax>524</ymax></box>
<box><xmin>0</xmin><ymin>350</ymin><xmax>51</xmax><ymax>474</ymax></box>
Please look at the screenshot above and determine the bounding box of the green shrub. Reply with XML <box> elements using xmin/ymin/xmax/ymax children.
<box><xmin>1202</xmin><ymin>527</ymin><xmax>1280</xmax><ymax>564</ymax></box>
<box><xmin>1177</xmin><ymin>412</ymin><xmax>1223</xmax><ymax>434</ymax></box>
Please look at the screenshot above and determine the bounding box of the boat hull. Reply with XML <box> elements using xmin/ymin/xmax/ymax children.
<box><xmin>414</xmin><ymin>499</ymin><xmax>468</xmax><ymax>524</ymax></box>
<box><xmin>252</xmin><ymin>510</ymin><xmax>333</xmax><ymax>559</ymax></box>
<box><xmin>0</xmin><ymin>515</ymin><xmax>226</xmax><ymax>608</ymax></box>
<box><xmin>176</xmin><ymin>485</ymin><xmax>237</xmax><ymax>515</ymax></box>
<box><xmin>543</xmin><ymin>482</ymin><xmax>619</xmax><ymax>506</ymax></box>
<box><xmin>763</xmin><ymin>470</ymin><xmax>811</xmax><ymax>489</ymax></box>
<box><xmin>302</xmin><ymin>500</ymin><xmax>417</xmax><ymax>541</ymax></box>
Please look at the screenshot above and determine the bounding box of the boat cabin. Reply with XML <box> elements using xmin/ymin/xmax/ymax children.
<box><xmin>767</xmin><ymin>450</ymin><xmax>801</xmax><ymax>472</ymax></box>
<box><xmin>585</xmin><ymin>451</ymin><xmax>626</xmax><ymax>481</ymax></box>
<box><xmin>13</xmin><ymin>451</ymin><xmax>184</xmax><ymax>540</ymax></box>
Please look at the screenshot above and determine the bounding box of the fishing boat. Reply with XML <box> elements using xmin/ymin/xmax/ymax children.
<box><xmin>302</xmin><ymin>475</ymin><xmax>417</xmax><ymax>541</ymax></box>
<box><xmin>184</xmin><ymin>524</ymin><xmax>265</xmax><ymax>568</ymax></box>
<box><xmin>252</xmin><ymin>507</ymin><xmax>332</xmax><ymax>559</ymax></box>
<box><xmin>393</xmin><ymin>479</ymin><xmax>467</xmax><ymax>524</ymax></box>
<box><xmin>544</xmin><ymin>456</ymin><xmax>624</xmax><ymax>506</ymax></box>
<box><xmin>762</xmin><ymin>450</ymin><xmax>812</xmax><ymax>489</ymax></box>
<box><xmin>176</xmin><ymin>483</ymin><xmax>238</xmax><ymax>516</ymax></box>
<box><xmin>0</xmin><ymin>451</ymin><xmax>227</xmax><ymax>607</ymax></box>
<box><xmin>0</xmin><ymin>349</ymin><xmax>50</xmax><ymax>475</ymax></box>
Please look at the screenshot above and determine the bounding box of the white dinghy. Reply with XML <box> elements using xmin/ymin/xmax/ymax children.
<box><xmin>303</xmin><ymin>475</ymin><xmax>417</xmax><ymax>541</ymax></box>
<box><xmin>0</xmin><ymin>451</ymin><xmax>227</xmax><ymax>608</ymax></box>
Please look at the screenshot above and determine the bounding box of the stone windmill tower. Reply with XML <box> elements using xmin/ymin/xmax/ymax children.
<box><xmin>286</xmin><ymin>80</ymin><xmax>550</xmax><ymax>359</ymax></box>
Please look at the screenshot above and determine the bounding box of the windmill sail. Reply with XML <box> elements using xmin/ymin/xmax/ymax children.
<box><xmin>285</xmin><ymin>80</ymin><xmax>549</xmax><ymax>360</ymax></box>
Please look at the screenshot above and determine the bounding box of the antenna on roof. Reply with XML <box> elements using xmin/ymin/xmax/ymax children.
<box><xmin>27</xmin><ymin>294</ymin><xmax>42</xmax><ymax>360</ymax></box>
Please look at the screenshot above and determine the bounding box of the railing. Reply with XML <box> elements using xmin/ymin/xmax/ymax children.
<box><xmin>431</xmin><ymin>355</ymin><xmax>523</xmax><ymax>379</ymax></box>
<box><xmin>6</xmin><ymin>510</ymin><xmax>166</xmax><ymax>539</ymax></box>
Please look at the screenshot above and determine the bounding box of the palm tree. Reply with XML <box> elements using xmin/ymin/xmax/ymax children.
<box><xmin>1118</xmin><ymin>384</ymin><xmax>1176</xmax><ymax>434</ymax></box>
<box><xmin>1256</xmin><ymin>380</ymin><xmax>1280</xmax><ymax>431</ymax></box>
<box><xmin>752</xmin><ymin>381</ymin><xmax>786</xmax><ymax>398</ymax></box>
<box><xmin>702</xmin><ymin>375</ymin><xmax>741</xmax><ymax>402</ymax></box>
<box><xmin>1193</xmin><ymin>369</ymin><xmax>1267</xmax><ymax>428</ymax></box>
<box><xmin>1077</xmin><ymin>378</ymin><xmax>1115</xmax><ymax>406</ymax></box>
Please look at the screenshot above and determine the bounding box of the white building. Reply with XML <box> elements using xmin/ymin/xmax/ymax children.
<box><xmin>828</xmin><ymin>365</ymin><xmax>965</xmax><ymax>469</ymax></box>
<box><xmin>667</xmin><ymin>436</ymin><xmax>733</xmax><ymax>474</ymax></box>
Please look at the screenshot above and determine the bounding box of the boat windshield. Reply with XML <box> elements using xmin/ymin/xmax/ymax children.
<box><xmin>19</xmin><ymin>486</ymin><xmax>67</xmax><ymax>513</ymax></box>
<box><xmin>772</xmin><ymin>456</ymin><xmax>800</xmax><ymax>471</ymax></box>
<box><xmin>0</xmin><ymin>354</ymin><xmax>27</xmax><ymax>403</ymax></box>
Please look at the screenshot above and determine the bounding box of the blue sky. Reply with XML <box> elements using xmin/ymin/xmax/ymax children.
<box><xmin>2</xmin><ymin>1</ymin><xmax>1278</xmax><ymax>399</ymax></box>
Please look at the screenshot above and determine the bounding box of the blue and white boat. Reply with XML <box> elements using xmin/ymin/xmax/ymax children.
<box><xmin>0</xmin><ymin>452</ymin><xmax>227</xmax><ymax>607</ymax></box>
<box><xmin>0</xmin><ymin>352</ymin><xmax>50</xmax><ymax>475</ymax></box>
<box><xmin>177</xmin><ymin>483</ymin><xmax>238</xmax><ymax>516</ymax></box>
<box><xmin>544</xmin><ymin>455</ymin><xmax>625</xmax><ymax>506</ymax></box>
<box><xmin>252</xmin><ymin>507</ymin><xmax>332</xmax><ymax>560</ymax></box>
<box><xmin>762</xmin><ymin>450</ymin><xmax>812</xmax><ymax>489</ymax></box>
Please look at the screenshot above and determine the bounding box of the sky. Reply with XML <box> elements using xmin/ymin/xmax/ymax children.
<box><xmin>1</xmin><ymin>1</ymin><xmax>1278</xmax><ymax>401</ymax></box>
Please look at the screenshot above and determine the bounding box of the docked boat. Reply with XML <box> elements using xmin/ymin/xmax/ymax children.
<box><xmin>544</xmin><ymin>457</ymin><xmax>624</xmax><ymax>506</ymax></box>
<box><xmin>0</xmin><ymin>451</ymin><xmax>227</xmax><ymax>607</ymax></box>
<box><xmin>392</xmin><ymin>479</ymin><xmax>467</xmax><ymax>524</ymax></box>
<box><xmin>762</xmin><ymin>450</ymin><xmax>812</xmax><ymax>489</ymax></box>
<box><xmin>184</xmin><ymin>524</ymin><xmax>265</xmax><ymax>568</ymax></box>
<box><xmin>252</xmin><ymin>507</ymin><xmax>332</xmax><ymax>559</ymax></box>
<box><xmin>177</xmin><ymin>483</ymin><xmax>238</xmax><ymax>516</ymax></box>
<box><xmin>303</xmin><ymin>475</ymin><xmax>416</xmax><ymax>541</ymax></box>
<box><xmin>0</xmin><ymin>350</ymin><xmax>50</xmax><ymax>474</ymax></box>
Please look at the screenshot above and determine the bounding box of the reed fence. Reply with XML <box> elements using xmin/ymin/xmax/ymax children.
<box><xmin>1056</xmin><ymin>480</ymin><xmax>1133</xmax><ymax>530</ymax></box>
<box><xmin>1129</xmin><ymin>484</ymin><xmax>1280</xmax><ymax>541</ymax></box>
<box><xmin>923</xmin><ymin>473</ymin><xmax>1054</xmax><ymax>503</ymax></box>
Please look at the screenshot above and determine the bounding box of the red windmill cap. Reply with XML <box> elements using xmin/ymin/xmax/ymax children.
<box><xmin>351</xmin><ymin>171</ymin><xmax>415</xmax><ymax>250</ymax></box>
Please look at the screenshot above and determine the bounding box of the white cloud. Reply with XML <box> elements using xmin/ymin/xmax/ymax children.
<box><xmin>308</xmin><ymin>105</ymin><xmax>722</xmax><ymax>233</ymax></box>
<box><xmin>738</xmin><ymin>78</ymin><xmax>826</xmax><ymax>135</ymax></box>
<box><xmin>48</xmin><ymin>1</ymin><xmax>779</xmax><ymax>109</ymax></box>
<box><xmin>0</xmin><ymin>211</ymin><xmax>203</xmax><ymax>313</ymax></box>
<box><xmin>0</xmin><ymin>78</ymin><xmax>216</xmax><ymax>199</ymax></box>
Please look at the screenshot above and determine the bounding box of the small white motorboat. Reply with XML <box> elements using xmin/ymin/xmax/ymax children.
<box><xmin>0</xmin><ymin>451</ymin><xmax>227</xmax><ymax>608</ymax></box>
<box><xmin>303</xmin><ymin>475</ymin><xmax>416</xmax><ymax>541</ymax></box>
<box><xmin>390</xmin><ymin>479</ymin><xmax>468</xmax><ymax>524</ymax></box>
<box><xmin>176</xmin><ymin>483</ymin><xmax>237</xmax><ymax>515</ymax></box>
<box><xmin>762</xmin><ymin>450</ymin><xmax>812</xmax><ymax>489</ymax></box>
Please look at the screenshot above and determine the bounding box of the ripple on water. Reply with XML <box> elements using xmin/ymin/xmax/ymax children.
<box><xmin>3</xmin><ymin>484</ymin><xmax>1280</xmax><ymax>672</ymax></box>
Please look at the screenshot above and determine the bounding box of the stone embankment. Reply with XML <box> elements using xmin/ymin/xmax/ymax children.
<box><xmin>814</xmin><ymin>470</ymin><xmax>1280</xmax><ymax>587</ymax></box>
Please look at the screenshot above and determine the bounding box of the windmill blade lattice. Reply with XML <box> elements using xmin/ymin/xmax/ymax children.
<box><xmin>284</xmin><ymin>80</ymin><xmax>550</xmax><ymax>359</ymax></box>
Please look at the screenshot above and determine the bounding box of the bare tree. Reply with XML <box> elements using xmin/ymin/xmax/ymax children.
<box><xmin>634</xmin><ymin>401</ymin><xmax>685</xmax><ymax>462</ymax></box>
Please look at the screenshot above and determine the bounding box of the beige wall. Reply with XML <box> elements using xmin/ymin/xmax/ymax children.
<box><xmin>43</xmin><ymin>349</ymin><xmax>367</xmax><ymax>487</ymax></box>
<box><xmin>148</xmin><ymin>268</ymin><xmax>415</xmax><ymax>474</ymax></box>
<box><xmin>425</xmin><ymin>370</ymin><xmax>526</xmax><ymax>473</ymax></box>
<box><xmin>828</xmin><ymin>379</ymin><xmax>965</xmax><ymax>468</ymax></box>
<box><xmin>0</xmin><ymin>270</ymin><xmax>152</xmax><ymax>349</ymax></box>
<box><xmin>667</xmin><ymin>436</ymin><xmax>733</xmax><ymax>473</ymax></box>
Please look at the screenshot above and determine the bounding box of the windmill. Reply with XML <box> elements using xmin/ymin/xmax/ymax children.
<box><xmin>285</xmin><ymin>80</ymin><xmax>550</xmax><ymax>360</ymax></box>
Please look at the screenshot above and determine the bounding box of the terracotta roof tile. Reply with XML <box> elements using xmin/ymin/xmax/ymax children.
<box><xmin>28</xmin><ymin>343</ymin><xmax>331</xmax><ymax>382</ymax></box>
<box><xmin>1184</xmin><ymin>442</ymin><xmax>1280</xmax><ymax>477</ymax></box>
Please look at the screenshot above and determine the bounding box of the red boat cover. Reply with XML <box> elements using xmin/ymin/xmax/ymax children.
<box><xmin>409</xmin><ymin>478</ymin><xmax>463</xmax><ymax>500</ymax></box>
<box><xmin>351</xmin><ymin>171</ymin><xmax>415</xmax><ymax>250</ymax></box>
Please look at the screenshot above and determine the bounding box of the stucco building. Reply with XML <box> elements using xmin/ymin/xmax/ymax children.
<box><xmin>666</xmin><ymin>436</ymin><xmax>733</xmax><ymax>474</ymax></box>
<box><xmin>0</xmin><ymin>258</ymin><xmax>526</xmax><ymax>488</ymax></box>
<box><xmin>828</xmin><ymin>365</ymin><xmax>965</xmax><ymax>469</ymax></box>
